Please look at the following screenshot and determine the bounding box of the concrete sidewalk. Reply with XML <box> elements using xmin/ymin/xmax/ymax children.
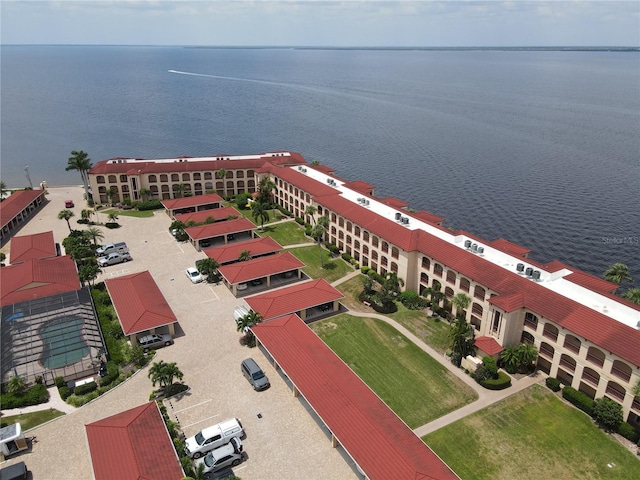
<box><xmin>1</xmin><ymin>386</ymin><xmax>77</xmax><ymax>416</ymax></box>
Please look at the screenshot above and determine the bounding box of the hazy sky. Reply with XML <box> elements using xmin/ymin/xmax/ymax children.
<box><xmin>1</xmin><ymin>1</ymin><xmax>638</xmax><ymax>47</ymax></box>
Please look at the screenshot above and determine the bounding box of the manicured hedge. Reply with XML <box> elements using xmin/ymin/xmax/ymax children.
<box><xmin>562</xmin><ymin>386</ymin><xmax>594</xmax><ymax>416</ymax></box>
<box><xmin>479</xmin><ymin>371</ymin><xmax>512</xmax><ymax>390</ymax></box>
<box><xmin>617</xmin><ymin>422</ymin><xmax>640</xmax><ymax>442</ymax></box>
<box><xmin>136</xmin><ymin>199</ymin><xmax>163</xmax><ymax>211</ymax></box>
<box><xmin>74</xmin><ymin>381</ymin><xmax>98</xmax><ymax>396</ymax></box>
<box><xmin>58</xmin><ymin>386</ymin><xmax>72</xmax><ymax>401</ymax></box>
<box><xmin>55</xmin><ymin>376</ymin><xmax>66</xmax><ymax>388</ymax></box>
<box><xmin>0</xmin><ymin>384</ymin><xmax>49</xmax><ymax>409</ymax></box>
<box><xmin>545</xmin><ymin>377</ymin><xmax>561</xmax><ymax>392</ymax></box>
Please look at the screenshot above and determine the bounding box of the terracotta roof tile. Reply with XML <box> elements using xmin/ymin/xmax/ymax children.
<box><xmin>245</xmin><ymin>279</ymin><xmax>343</xmax><ymax>320</ymax></box>
<box><xmin>475</xmin><ymin>336</ymin><xmax>504</xmax><ymax>356</ymax></box>
<box><xmin>0</xmin><ymin>190</ymin><xmax>46</xmax><ymax>228</ymax></box>
<box><xmin>0</xmin><ymin>256</ymin><xmax>80</xmax><ymax>306</ymax></box>
<box><xmin>9</xmin><ymin>231</ymin><xmax>57</xmax><ymax>263</ymax></box>
<box><xmin>174</xmin><ymin>206</ymin><xmax>241</xmax><ymax>225</ymax></box>
<box><xmin>252</xmin><ymin>315</ymin><xmax>459</xmax><ymax>480</ymax></box>
<box><xmin>204</xmin><ymin>236</ymin><xmax>282</xmax><ymax>264</ymax></box>
<box><xmin>105</xmin><ymin>271</ymin><xmax>177</xmax><ymax>335</ymax></box>
<box><xmin>161</xmin><ymin>192</ymin><xmax>223</xmax><ymax>211</ymax></box>
<box><xmin>86</xmin><ymin>402</ymin><xmax>183</xmax><ymax>480</ymax></box>
<box><xmin>218</xmin><ymin>252</ymin><xmax>304</xmax><ymax>284</ymax></box>
<box><xmin>185</xmin><ymin>217</ymin><xmax>256</xmax><ymax>240</ymax></box>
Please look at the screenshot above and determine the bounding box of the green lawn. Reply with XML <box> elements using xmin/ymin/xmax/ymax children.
<box><xmin>288</xmin><ymin>245</ymin><xmax>354</xmax><ymax>283</ymax></box>
<box><xmin>335</xmin><ymin>275</ymin><xmax>452</xmax><ymax>353</ymax></box>
<box><xmin>257</xmin><ymin>220</ymin><xmax>311</xmax><ymax>246</ymax></box>
<box><xmin>227</xmin><ymin>204</ymin><xmax>283</xmax><ymax>225</ymax></box>
<box><xmin>311</xmin><ymin>315</ymin><xmax>477</xmax><ymax>428</ymax></box>
<box><xmin>101</xmin><ymin>208</ymin><xmax>154</xmax><ymax>218</ymax></box>
<box><xmin>1</xmin><ymin>409</ymin><xmax>65</xmax><ymax>431</ymax></box>
<box><xmin>424</xmin><ymin>385</ymin><xmax>640</xmax><ymax>480</ymax></box>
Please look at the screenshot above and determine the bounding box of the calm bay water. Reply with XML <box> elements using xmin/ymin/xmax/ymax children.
<box><xmin>1</xmin><ymin>46</ymin><xmax>639</xmax><ymax>279</ymax></box>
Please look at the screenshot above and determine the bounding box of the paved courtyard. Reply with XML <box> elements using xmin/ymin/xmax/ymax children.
<box><xmin>1</xmin><ymin>186</ymin><xmax>357</xmax><ymax>480</ymax></box>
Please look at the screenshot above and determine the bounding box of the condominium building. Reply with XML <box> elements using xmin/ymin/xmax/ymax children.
<box><xmin>88</xmin><ymin>152</ymin><xmax>640</xmax><ymax>424</ymax></box>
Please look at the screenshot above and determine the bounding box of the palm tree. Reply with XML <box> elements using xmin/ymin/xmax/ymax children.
<box><xmin>312</xmin><ymin>215</ymin><xmax>329</xmax><ymax>267</ymax></box>
<box><xmin>604</xmin><ymin>263</ymin><xmax>633</xmax><ymax>287</ymax></box>
<box><xmin>304</xmin><ymin>205</ymin><xmax>317</xmax><ymax>224</ymax></box>
<box><xmin>66</xmin><ymin>150</ymin><xmax>93</xmax><ymax>201</ymax></box>
<box><xmin>7</xmin><ymin>375</ymin><xmax>26</xmax><ymax>396</ymax></box>
<box><xmin>172</xmin><ymin>183</ymin><xmax>186</xmax><ymax>199</ymax></box>
<box><xmin>0</xmin><ymin>181</ymin><xmax>8</xmax><ymax>201</ymax></box>
<box><xmin>80</xmin><ymin>209</ymin><xmax>93</xmax><ymax>223</ymax></box>
<box><xmin>450</xmin><ymin>316</ymin><xmax>475</xmax><ymax>359</ymax></box>
<box><xmin>500</xmin><ymin>345</ymin><xmax>520</xmax><ymax>373</ymax></box>
<box><xmin>216</xmin><ymin>169</ymin><xmax>227</xmax><ymax>198</ymax></box>
<box><xmin>148</xmin><ymin>360</ymin><xmax>184</xmax><ymax>390</ymax></box>
<box><xmin>251</xmin><ymin>201</ymin><xmax>270</xmax><ymax>231</ymax></box>
<box><xmin>256</xmin><ymin>176</ymin><xmax>276</xmax><ymax>205</ymax></box>
<box><xmin>58</xmin><ymin>209</ymin><xmax>75</xmax><ymax>231</ymax></box>
<box><xmin>451</xmin><ymin>292</ymin><xmax>472</xmax><ymax>319</ymax></box>
<box><xmin>197</xmin><ymin>258</ymin><xmax>220</xmax><ymax>282</ymax></box>
<box><xmin>106</xmin><ymin>187</ymin><xmax>118</xmax><ymax>205</ymax></box>
<box><xmin>622</xmin><ymin>288</ymin><xmax>640</xmax><ymax>305</ymax></box>
<box><xmin>78</xmin><ymin>263</ymin><xmax>101</xmax><ymax>287</ymax></box>
<box><xmin>84</xmin><ymin>226</ymin><xmax>104</xmax><ymax>246</ymax></box>
<box><xmin>236</xmin><ymin>310</ymin><xmax>263</xmax><ymax>333</ymax></box>
<box><xmin>107</xmin><ymin>212</ymin><xmax>119</xmax><ymax>223</ymax></box>
<box><xmin>238</xmin><ymin>250</ymin><xmax>251</xmax><ymax>262</ymax></box>
<box><xmin>516</xmin><ymin>343</ymin><xmax>539</xmax><ymax>372</ymax></box>
<box><xmin>139</xmin><ymin>188</ymin><xmax>153</xmax><ymax>201</ymax></box>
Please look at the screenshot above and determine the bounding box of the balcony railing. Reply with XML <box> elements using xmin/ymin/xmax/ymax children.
<box><xmin>563</xmin><ymin>342</ymin><xmax>580</xmax><ymax>355</ymax></box>
<box><xmin>586</xmin><ymin>352</ymin><xmax>605</xmax><ymax>367</ymax></box>
<box><xmin>605</xmin><ymin>385</ymin><xmax>626</xmax><ymax>402</ymax></box>
<box><xmin>610</xmin><ymin>366</ymin><xmax>631</xmax><ymax>383</ymax></box>
<box><xmin>581</xmin><ymin>371</ymin><xmax>599</xmax><ymax>387</ymax></box>
<box><xmin>559</xmin><ymin>358</ymin><xmax>576</xmax><ymax>372</ymax></box>
<box><xmin>524</xmin><ymin>318</ymin><xmax>537</xmax><ymax>330</ymax></box>
<box><xmin>632</xmin><ymin>397</ymin><xmax>640</xmax><ymax>412</ymax></box>
<box><xmin>542</xmin><ymin>329</ymin><xmax>558</xmax><ymax>342</ymax></box>
<box><xmin>539</xmin><ymin>346</ymin><xmax>554</xmax><ymax>359</ymax></box>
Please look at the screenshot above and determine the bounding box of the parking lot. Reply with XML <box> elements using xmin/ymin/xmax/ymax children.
<box><xmin>8</xmin><ymin>187</ymin><xmax>358</xmax><ymax>480</ymax></box>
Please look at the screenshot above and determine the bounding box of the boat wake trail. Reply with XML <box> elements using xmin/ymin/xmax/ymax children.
<box><xmin>168</xmin><ymin>69</ymin><xmax>286</xmax><ymax>88</ymax></box>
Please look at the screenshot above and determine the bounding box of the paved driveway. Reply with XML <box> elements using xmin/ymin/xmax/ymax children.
<box><xmin>3</xmin><ymin>187</ymin><xmax>357</xmax><ymax>480</ymax></box>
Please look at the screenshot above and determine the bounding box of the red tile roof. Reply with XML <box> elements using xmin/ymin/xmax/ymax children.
<box><xmin>204</xmin><ymin>236</ymin><xmax>282</xmax><ymax>264</ymax></box>
<box><xmin>0</xmin><ymin>256</ymin><xmax>80</xmax><ymax>306</ymax></box>
<box><xmin>252</xmin><ymin>315</ymin><xmax>459</xmax><ymax>480</ymax></box>
<box><xmin>489</xmin><ymin>238</ymin><xmax>531</xmax><ymax>257</ymax></box>
<box><xmin>173</xmin><ymin>206</ymin><xmax>241</xmax><ymax>225</ymax></box>
<box><xmin>542</xmin><ymin>260</ymin><xmax>619</xmax><ymax>294</ymax></box>
<box><xmin>86</xmin><ymin>402</ymin><xmax>183</xmax><ymax>480</ymax></box>
<box><xmin>0</xmin><ymin>190</ymin><xmax>46</xmax><ymax>229</ymax></box>
<box><xmin>416</xmin><ymin>232</ymin><xmax>640</xmax><ymax>367</ymax></box>
<box><xmin>185</xmin><ymin>217</ymin><xmax>256</xmax><ymax>240</ymax></box>
<box><xmin>89</xmin><ymin>152</ymin><xmax>306</xmax><ymax>175</ymax></box>
<box><xmin>315</xmin><ymin>193</ymin><xmax>422</xmax><ymax>251</ymax></box>
<box><xmin>406</xmin><ymin>210</ymin><xmax>445</xmax><ymax>225</ymax></box>
<box><xmin>308</xmin><ymin>164</ymin><xmax>336</xmax><ymax>175</ymax></box>
<box><xmin>246</xmin><ymin>279</ymin><xmax>343</xmax><ymax>320</ymax></box>
<box><xmin>474</xmin><ymin>336</ymin><xmax>504</xmax><ymax>356</ymax></box>
<box><xmin>342</xmin><ymin>180</ymin><xmax>375</xmax><ymax>195</ymax></box>
<box><xmin>9</xmin><ymin>231</ymin><xmax>56</xmax><ymax>264</ymax></box>
<box><xmin>218</xmin><ymin>252</ymin><xmax>304</xmax><ymax>284</ymax></box>
<box><xmin>161</xmin><ymin>193</ymin><xmax>223</xmax><ymax>211</ymax></box>
<box><xmin>379</xmin><ymin>196</ymin><xmax>409</xmax><ymax>209</ymax></box>
<box><xmin>105</xmin><ymin>271</ymin><xmax>177</xmax><ymax>335</ymax></box>
<box><xmin>262</xmin><ymin>164</ymin><xmax>339</xmax><ymax>197</ymax></box>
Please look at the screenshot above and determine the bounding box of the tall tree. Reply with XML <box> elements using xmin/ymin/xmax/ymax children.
<box><xmin>216</xmin><ymin>168</ymin><xmax>227</xmax><ymax>198</ymax></box>
<box><xmin>312</xmin><ymin>215</ymin><xmax>329</xmax><ymax>268</ymax></box>
<box><xmin>58</xmin><ymin>209</ymin><xmax>75</xmax><ymax>231</ymax></box>
<box><xmin>84</xmin><ymin>226</ymin><xmax>104</xmax><ymax>246</ymax></box>
<box><xmin>451</xmin><ymin>292</ymin><xmax>472</xmax><ymax>318</ymax></box>
<box><xmin>172</xmin><ymin>183</ymin><xmax>186</xmax><ymax>199</ymax></box>
<box><xmin>148</xmin><ymin>360</ymin><xmax>183</xmax><ymax>390</ymax></box>
<box><xmin>139</xmin><ymin>188</ymin><xmax>153</xmax><ymax>201</ymax></box>
<box><xmin>256</xmin><ymin>176</ymin><xmax>276</xmax><ymax>205</ymax></box>
<box><xmin>106</xmin><ymin>187</ymin><xmax>118</xmax><ymax>205</ymax></box>
<box><xmin>304</xmin><ymin>205</ymin><xmax>317</xmax><ymax>224</ymax></box>
<box><xmin>450</xmin><ymin>316</ymin><xmax>476</xmax><ymax>359</ymax></box>
<box><xmin>0</xmin><ymin>181</ymin><xmax>8</xmax><ymax>201</ymax></box>
<box><xmin>197</xmin><ymin>258</ymin><xmax>220</xmax><ymax>283</ymax></box>
<box><xmin>78</xmin><ymin>263</ymin><xmax>101</xmax><ymax>287</ymax></box>
<box><xmin>251</xmin><ymin>200</ymin><xmax>269</xmax><ymax>231</ymax></box>
<box><xmin>622</xmin><ymin>288</ymin><xmax>640</xmax><ymax>305</ymax></box>
<box><xmin>604</xmin><ymin>263</ymin><xmax>633</xmax><ymax>287</ymax></box>
<box><xmin>238</xmin><ymin>250</ymin><xmax>252</xmax><ymax>262</ymax></box>
<box><xmin>66</xmin><ymin>150</ymin><xmax>93</xmax><ymax>202</ymax></box>
<box><xmin>236</xmin><ymin>310</ymin><xmax>263</xmax><ymax>333</ymax></box>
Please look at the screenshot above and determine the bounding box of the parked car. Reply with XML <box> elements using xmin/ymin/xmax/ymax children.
<box><xmin>137</xmin><ymin>333</ymin><xmax>173</xmax><ymax>352</ymax></box>
<box><xmin>64</xmin><ymin>200</ymin><xmax>74</xmax><ymax>208</ymax></box>
<box><xmin>236</xmin><ymin>283</ymin><xmax>248</xmax><ymax>291</ymax></box>
<box><xmin>0</xmin><ymin>461</ymin><xmax>27</xmax><ymax>480</ymax></box>
<box><xmin>227</xmin><ymin>233</ymin><xmax>235</xmax><ymax>240</ymax></box>
<box><xmin>241</xmin><ymin>358</ymin><xmax>270</xmax><ymax>391</ymax></box>
<box><xmin>200</xmin><ymin>239</ymin><xmax>211</xmax><ymax>248</ymax></box>
<box><xmin>194</xmin><ymin>437</ymin><xmax>243</xmax><ymax>474</ymax></box>
<box><xmin>96</xmin><ymin>241</ymin><xmax>128</xmax><ymax>257</ymax></box>
<box><xmin>98</xmin><ymin>251</ymin><xmax>132</xmax><ymax>267</ymax></box>
<box><xmin>250</xmin><ymin>278</ymin><xmax>263</xmax><ymax>286</ymax></box>
<box><xmin>185</xmin><ymin>418</ymin><xmax>244</xmax><ymax>459</ymax></box>
<box><xmin>185</xmin><ymin>267</ymin><xmax>203</xmax><ymax>284</ymax></box>
<box><xmin>319</xmin><ymin>303</ymin><xmax>332</xmax><ymax>312</ymax></box>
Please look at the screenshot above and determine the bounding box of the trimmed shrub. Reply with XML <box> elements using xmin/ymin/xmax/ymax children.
<box><xmin>276</xmin><ymin>205</ymin><xmax>292</xmax><ymax>217</ymax></box>
<box><xmin>99</xmin><ymin>365</ymin><xmax>120</xmax><ymax>387</ymax></box>
<box><xmin>592</xmin><ymin>397</ymin><xmax>623</xmax><ymax>431</ymax></box>
<box><xmin>55</xmin><ymin>376</ymin><xmax>66</xmax><ymax>388</ymax></box>
<box><xmin>136</xmin><ymin>199</ymin><xmax>163</xmax><ymax>211</ymax></box>
<box><xmin>341</xmin><ymin>253</ymin><xmax>353</xmax><ymax>262</ymax></box>
<box><xmin>295</xmin><ymin>217</ymin><xmax>305</xmax><ymax>225</ymax></box>
<box><xmin>617</xmin><ymin>422</ymin><xmax>640</xmax><ymax>442</ymax></box>
<box><xmin>398</xmin><ymin>290</ymin><xmax>429</xmax><ymax>310</ymax></box>
<box><xmin>74</xmin><ymin>381</ymin><xmax>98</xmax><ymax>396</ymax></box>
<box><xmin>450</xmin><ymin>352</ymin><xmax>463</xmax><ymax>367</ymax></box>
<box><xmin>480</xmin><ymin>371</ymin><xmax>512</xmax><ymax>390</ymax></box>
<box><xmin>304</xmin><ymin>226</ymin><xmax>312</xmax><ymax>237</ymax></box>
<box><xmin>361</xmin><ymin>266</ymin><xmax>370</xmax><ymax>274</ymax></box>
<box><xmin>58</xmin><ymin>386</ymin><xmax>72</xmax><ymax>401</ymax></box>
<box><xmin>545</xmin><ymin>377</ymin><xmax>561</xmax><ymax>392</ymax></box>
<box><xmin>562</xmin><ymin>386</ymin><xmax>594</xmax><ymax>416</ymax></box>
<box><xmin>0</xmin><ymin>384</ymin><xmax>50</xmax><ymax>409</ymax></box>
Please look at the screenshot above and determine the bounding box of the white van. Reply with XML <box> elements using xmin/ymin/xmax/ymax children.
<box><xmin>234</xmin><ymin>306</ymin><xmax>249</xmax><ymax>331</ymax></box>
<box><xmin>184</xmin><ymin>418</ymin><xmax>244</xmax><ymax>459</ymax></box>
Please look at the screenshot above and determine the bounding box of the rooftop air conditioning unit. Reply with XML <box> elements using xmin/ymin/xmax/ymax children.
<box><xmin>471</xmin><ymin>244</ymin><xmax>478</xmax><ymax>252</ymax></box>
<box><xmin>525</xmin><ymin>267</ymin><xmax>534</xmax><ymax>276</ymax></box>
<box><xmin>402</xmin><ymin>217</ymin><xmax>409</xmax><ymax>225</ymax></box>
<box><xmin>516</xmin><ymin>263</ymin><xmax>525</xmax><ymax>273</ymax></box>
<box><xmin>365</xmin><ymin>200</ymin><xmax>370</xmax><ymax>205</ymax></box>
<box><xmin>477</xmin><ymin>246</ymin><xmax>484</xmax><ymax>254</ymax></box>
<box><xmin>327</xmin><ymin>178</ymin><xmax>332</xmax><ymax>184</ymax></box>
<box><xmin>532</xmin><ymin>270</ymin><xmax>541</xmax><ymax>280</ymax></box>
<box><xmin>464</xmin><ymin>240</ymin><xmax>471</xmax><ymax>248</ymax></box>
<box><xmin>298</xmin><ymin>166</ymin><xmax>303</xmax><ymax>171</ymax></box>
<box><xmin>395</xmin><ymin>212</ymin><xmax>402</xmax><ymax>221</ymax></box>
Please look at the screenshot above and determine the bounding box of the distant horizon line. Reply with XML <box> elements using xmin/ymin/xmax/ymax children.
<box><xmin>2</xmin><ymin>44</ymin><xmax>639</xmax><ymax>52</ymax></box>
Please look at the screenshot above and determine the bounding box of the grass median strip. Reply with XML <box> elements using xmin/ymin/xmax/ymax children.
<box><xmin>423</xmin><ymin>385</ymin><xmax>640</xmax><ymax>480</ymax></box>
<box><xmin>311</xmin><ymin>314</ymin><xmax>477</xmax><ymax>428</ymax></box>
